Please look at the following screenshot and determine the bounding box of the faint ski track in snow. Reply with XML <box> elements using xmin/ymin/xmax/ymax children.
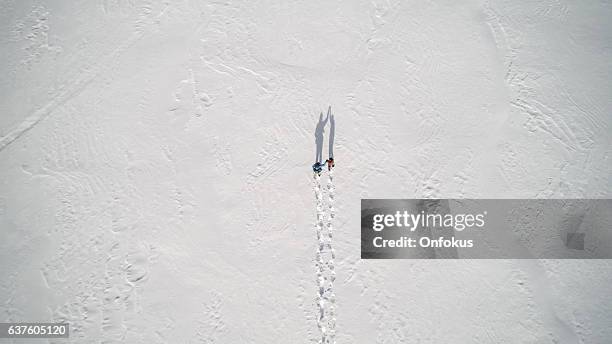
<box><xmin>0</xmin><ymin>5</ymin><xmax>170</xmax><ymax>153</ymax></box>
<box><xmin>2</xmin><ymin>1</ymin><xmax>611</xmax><ymax>342</ymax></box>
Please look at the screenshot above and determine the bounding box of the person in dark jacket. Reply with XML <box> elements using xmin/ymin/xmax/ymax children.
<box><xmin>312</xmin><ymin>161</ymin><xmax>324</xmax><ymax>175</ymax></box>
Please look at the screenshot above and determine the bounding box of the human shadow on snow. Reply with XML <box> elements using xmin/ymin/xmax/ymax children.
<box><xmin>314</xmin><ymin>106</ymin><xmax>334</xmax><ymax>163</ymax></box>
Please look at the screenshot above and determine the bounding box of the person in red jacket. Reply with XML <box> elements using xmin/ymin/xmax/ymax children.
<box><xmin>325</xmin><ymin>157</ymin><xmax>335</xmax><ymax>171</ymax></box>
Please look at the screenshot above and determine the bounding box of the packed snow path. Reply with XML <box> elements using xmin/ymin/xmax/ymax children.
<box><xmin>313</xmin><ymin>170</ymin><xmax>336</xmax><ymax>344</ymax></box>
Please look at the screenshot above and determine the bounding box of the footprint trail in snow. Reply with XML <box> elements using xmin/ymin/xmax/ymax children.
<box><xmin>313</xmin><ymin>170</ymin><xmax>336</xmax><ymax>344</ymax></box>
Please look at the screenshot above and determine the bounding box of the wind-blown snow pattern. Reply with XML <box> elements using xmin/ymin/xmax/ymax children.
<box><xmin>313</xmin><ymin>170</ymin><xmax>336</xmax><ymax>344</ymax></box>
<box><xmin>1</xmin><ymin>1</ymin><xmax>612</xmax><ymax>343</ymax></box>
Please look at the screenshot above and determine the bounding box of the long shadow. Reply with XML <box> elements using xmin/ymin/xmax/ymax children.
<box><xmin>314</xmin><ymin>110</ymin><xmax>329</xmax><ymax>163</ymax></box>
<box><xmin>328</xmin><ymin>106</ymin><xmax>335</xmax><ymax>159</ymax></box>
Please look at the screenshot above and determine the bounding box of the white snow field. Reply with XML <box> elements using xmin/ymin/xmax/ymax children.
<box><xmin>1</xmin><ymin>1</ymin><xmax>611</xmax><ymax>343</ymax></box>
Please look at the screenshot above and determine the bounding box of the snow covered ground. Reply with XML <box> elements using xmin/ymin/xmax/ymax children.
<box><xmin>1</xmin><ymin>0</ymin><xmax>611</xmax><ymax>342</ymax></box>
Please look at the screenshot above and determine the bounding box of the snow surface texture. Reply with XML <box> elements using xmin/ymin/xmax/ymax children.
<box><xmin>314</xmin><ymin>170</ymin><xmax>336</xmax><ymax>343</ymax></box>
<box><xmin>1</xmin><ymin>1</ymin><xmax>611</xmax><ymax>343</ymax></box>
